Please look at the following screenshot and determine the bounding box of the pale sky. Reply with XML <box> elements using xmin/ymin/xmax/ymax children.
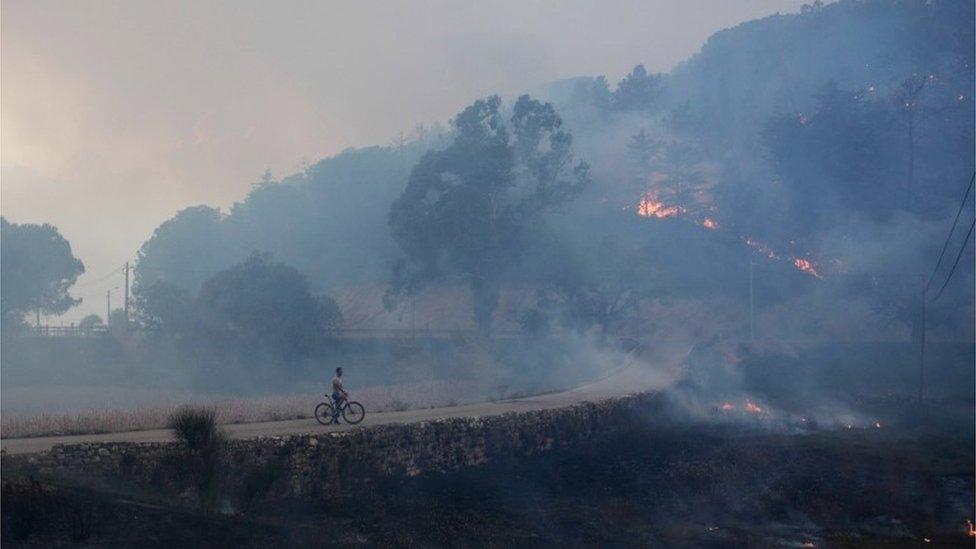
<box><xmin>1</xmin><ymin>0</ymin><xmax>806</xmax><ymax>322</ymax></box>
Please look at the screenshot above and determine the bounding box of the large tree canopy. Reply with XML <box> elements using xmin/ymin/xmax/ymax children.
<box><xmin>133</xmin><ymin>143</ymin><xmax>438</xmax><ymax>297</ymax></box>
<box><xmin>133</xmin><ymin>280</ymin><xmax>199</xmax><ymax>333</ymax></box>
<box><xmin>764</xmin><ymin>81</ymin><xmax>901</xmax><ymax>235</ymax></box>
<box><xmin>388</xmin><ymin>95</ymin><xmax>590</xmax><ymax>331</ymax></box>
<box><xmin>196</xmin><ymin>252</ymin><xmax>342</xmax><ymax>353</ymax></box>
<box><xmin>135</xmin><ymin>205</ymin><xmax>229</xmax><ymax>293</ymax></box>
<box><xmin>611</xmin><ymin>64</ymin><xmax>663</xmax><ymax>112</ymax></box>
<box><xmin>1</xmin><ymin>217</ymin><xmax>85</xmax><ymax>329</ymax></box>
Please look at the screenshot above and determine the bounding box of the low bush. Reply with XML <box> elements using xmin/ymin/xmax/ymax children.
<box><xmin>168</xmin><ymin>406</ymin><xmax>226</xmax><ymax>514</ymax></box>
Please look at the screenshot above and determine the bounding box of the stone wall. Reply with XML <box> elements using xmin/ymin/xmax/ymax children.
<box><xmin>2</xmin><ymin>393</ymin><xmax>663</xmax><ymax>503</ymax></box>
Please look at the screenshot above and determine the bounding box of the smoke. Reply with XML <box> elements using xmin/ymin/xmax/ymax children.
<box><xmin>2</xmin><ymin>1</ymin><xmax>972</xmax><ymax>438</ymax></box>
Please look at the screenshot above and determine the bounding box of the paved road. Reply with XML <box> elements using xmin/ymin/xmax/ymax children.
<box><xmin>1</xmin><ymin>349</ymin><xmax>684</xmax><ymax>456</ymax></box>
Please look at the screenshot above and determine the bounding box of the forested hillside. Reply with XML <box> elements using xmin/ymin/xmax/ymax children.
<box><xmin>135</xmin><ymin>0</ymin><xmax>974</xmax><ymax>340</ymax></box>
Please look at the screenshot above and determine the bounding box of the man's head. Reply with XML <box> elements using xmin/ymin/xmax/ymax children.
<box><xmin>336</xmin><ymin>367</ymin><xmax>343</xmax><ymax>377</ymax></box>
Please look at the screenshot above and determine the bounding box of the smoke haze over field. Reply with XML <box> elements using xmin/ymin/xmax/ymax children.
<box><xmin>0</xmin><ymin>0</ymin><xmax>809</xmax><ymax>322</ymax></box>
<box><xmin>2</xmin><ymin>4</ymin><xmax>974</xmax><ymax>545</ymax></box>
<box><xmin>1</xmin><ymin>0</ymin><xmax>972</xmax><ymax>419</ymax></box>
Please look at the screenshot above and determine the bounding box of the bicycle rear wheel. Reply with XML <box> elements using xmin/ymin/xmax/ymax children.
<box><xmin>314</xmin><ymin>402</ymin><xmax>335</xmax><ymax>425</ymax></box>
<box><xmin>342</xmin><ymin>401</ymin><xmax>365</xmax><ymax>424</ymax></box>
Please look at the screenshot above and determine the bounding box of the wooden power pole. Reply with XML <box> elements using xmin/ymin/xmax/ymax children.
<box><xmin>123</xmin><ymin>262</ymin><xmax>130</xmax><ymax>328</ymax></box>
<box><xmin>918</xmin><ymin>280</ymin><xmax>927</xmax><ymax>403</ymax></box>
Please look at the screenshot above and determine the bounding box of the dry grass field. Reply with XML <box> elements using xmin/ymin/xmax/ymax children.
<box><xmin>1</xmin><ymin>379</ymin><xmax>482</xmax><ymax>439</ymax></box>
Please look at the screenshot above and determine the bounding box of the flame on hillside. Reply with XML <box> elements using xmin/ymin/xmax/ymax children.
<box><xmin>637</xmin><ymin>192</ymin><xmax>682</xmax><ymax>218</ymax></box>
<box><xmin>745</xmin><ymin>237</ymin><xmax>823</xmax><ymax>278</ymax></box>
<box><xmin>744</xmin><ymin>237</ymin><xmax>779</xmax><ymax>260</ymax></box>
<box><xmin>744</xmin><ymin>399</ymin><xmax>764</xmax><ymax>414</ymax></box>
<box><xmin>634</xmin><ymin>187</ymin><xmax>827</xmax><ymax>278</ymax></box>
<box><xmin>716</xmin><ymin>399</ymin><xmax>766</xmax><ymax>416</ymax></box>
<box><xmin>793</xmin><ymin>258</ymin><xmax>822</xmax><ymax>278</ymax></box>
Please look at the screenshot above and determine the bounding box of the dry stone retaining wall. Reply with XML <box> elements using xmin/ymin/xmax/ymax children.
<box><xmin>2</xmin><ymin>392</ymin><xmax>662</xmax><ymax>502</ymax></box>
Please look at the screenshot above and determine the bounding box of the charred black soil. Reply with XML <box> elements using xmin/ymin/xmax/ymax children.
<box><xmin>4</xmin><ymin>408</ymin><xmax>973</xmax><ymax>548</ymax></box>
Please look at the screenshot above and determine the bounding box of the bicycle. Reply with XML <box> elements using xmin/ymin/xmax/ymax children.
<box><xmin>315</xmin><ymin>397</ymin><xmax>366</xmax><ymax>425</ymax></box>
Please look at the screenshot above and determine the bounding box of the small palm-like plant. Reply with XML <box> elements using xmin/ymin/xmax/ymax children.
<box><xmin>168</xmin><ymin>406</ymin><xmax>225</xmax><ymax>513</ymax></box>
<box><xmin>168</xmin><ymin>406</ymin><xmax>221</xmax><ymax>451</ymax></box>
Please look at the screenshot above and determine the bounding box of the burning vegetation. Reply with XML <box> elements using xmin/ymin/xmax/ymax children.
<box><xmin>793</xmin><ymin>258</ymin><xmax>822</xmax><ymax>278</ymax></box>
<box><xmin>716</xmin><ymin>399</ymin><xmax>765</xmax><ymax>416</ymax></box>
<box><xmin>634</xmin><ymin>182</ymin><xmax>827</xmax><ymax>279</ymax></box>
<box><xmin>637</xmin><ymin>191</ymin><xmax>683</xmax><ymax>218</ymax></box>
<box><xmin>636</xmin><ymin>163</ymin><xmax>824</xmax><ymax>279</ymax></box>
<box><xmin>2</xmin><ymin>0</ymin><xmax>973</xmax><ymax>546</ymax></box>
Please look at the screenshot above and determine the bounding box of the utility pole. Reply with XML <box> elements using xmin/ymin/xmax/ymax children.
<box><xmin>123</xmin><ymin>262</ymin><xmax>130</xmax><ymax>329</ymax></box>
<box><xmin>749</xmin><ymin>261</ymin><xmax>755</xmax><ymax>342</ymax></box>
<box><xmin>106</xmin><ymin>289</ymin><xmax>111</xmax><ymax>324</ymax></box>
<box><xmin>918</xmin><ymin>278</ymin><xmax>927</xmax><ymax>403</ymax></box>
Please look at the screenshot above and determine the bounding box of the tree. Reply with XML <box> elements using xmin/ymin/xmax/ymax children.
<box><xmin>764</xmin><ymin>81</ymin><xmax>899</xmax><ymax>234</ymax></box>
<box><xmin>532</xmin><ymin>236</ymin><xmax>654</xmax><ymax>341</ymax></box>
<box><xmin>388</xmin><ymin>95</ymin><xmax>590</xmax><ymax>332</ymax></box>
<box><xmin>197</xmin><ymin>252</ymin><xmax>342</xmax><ymax>353</ymax></box>
<box><xmin>78</xmin><ymin>314</ymin><xmax>104</xmax><ymax>330</ymax></box>
<box><xmin>658</xmin><ymin>140</ymin><xmax>706</xmax><ymax>206</ymax></box>
<box><xmin>626</xmin><ymin>129</ymin><xmax>661</xmax><ymax>195</ymax></box>
<box><xmin>107</xmin><ymin>308</ymin><xmax>128</xmax><ymax>334</ymax></box>
<box><xmin>0</xmin><ymin>217</ymin><xmax>85</xmax><ymax>330</ymax></box>
<box><xmin>135</xmin><ymin>206</ymin><xmax>228</xmax><ymax>292</ymax></box>
<box><xmin>589</xmin><ymin>76</ymin><xmax>613</xmax><ymax>112</ymax></box>
<box><xmin>612</xmin><ymin>65</ymin><xmax>663</xmax><ymax>112</ymax></box>
<box><xmin>132</xmin><ymin>280</ymin><xmax>199</xmax><ymax>332</ymax></box>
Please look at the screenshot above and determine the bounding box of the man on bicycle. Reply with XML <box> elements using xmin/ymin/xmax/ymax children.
<box><xmin>332</xmin><ymin>367</ymin><xmax>349</xmax><ymax>411</ymax></box>
<box><xmin>314</xmin><ymin>366</ymin><xmax>364</xmax><ymax>426</ymax></box>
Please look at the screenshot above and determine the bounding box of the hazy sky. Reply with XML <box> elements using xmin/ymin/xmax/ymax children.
<box><xmin>1</xmin><ymin>0</ymin><xmax>806</xmax><ymax>321</ymax></box>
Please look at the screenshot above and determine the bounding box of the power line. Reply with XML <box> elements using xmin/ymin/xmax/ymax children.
<box><xmin>915</xmin><ymin>172</ymin><xmax>974</xmax><ymax>404</ymax></box>
<box><xmin>930</xmin><ymin>218</ymin><xmax>975</xmax><ymax>303</ymax></box>
<box><xmin>73</xmin><ymin>264</ymin><xmax>123</xmax><ymax>289</ymax></box>
<box><xmin>925</xmin><ymin>172</ymin><xmax>974</xmax><ymax>291</ymax></box>
<box><xmin>135</xmin><ymin>265</ymin><xmax>223</xmax><ymax>274</ymax></box>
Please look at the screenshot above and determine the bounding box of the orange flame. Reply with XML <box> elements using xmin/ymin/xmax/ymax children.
<box><xmin>637</xmin><ymin>193</ymin><xmax>682</xmax><ymax>218</ymax></box>
<box><xmin>720</xmin><ymin>402</ymin><xmax>735</xmax><ymax>411</ymax></box>
<box><xmin>745</xmin><ymin>399</ymin><xmax>763</xmax><ymax>414</ymax></box>
<box><xmin>967</xmin><ymin>519</ymin><xmax>975</xmax><ymax>537</ymax></box>
<box><xmin>793</xmin><ymin>258</ymin><xmax>822</xmax><ymax>278</ymax></box>
<box><xmin>702</xmin><ymin>217</ymin><xmax>718</xmax><ymax>230</ymax></box>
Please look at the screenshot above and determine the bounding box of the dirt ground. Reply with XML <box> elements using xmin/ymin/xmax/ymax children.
<box><xmin>3</xmin><ymin>408</ymin><xmax>973</xmax><ymax>548</ymax></box>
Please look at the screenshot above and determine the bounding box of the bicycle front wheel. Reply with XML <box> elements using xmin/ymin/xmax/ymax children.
<box><xmin>314</xmin><ymin>402</ymin><xmax>335</xmax><ymax>425</ymax></box>
<box><xmin>342</xmin><ymin>401</ymin><xmax>365</xmax><ymax>424</ymax></box>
